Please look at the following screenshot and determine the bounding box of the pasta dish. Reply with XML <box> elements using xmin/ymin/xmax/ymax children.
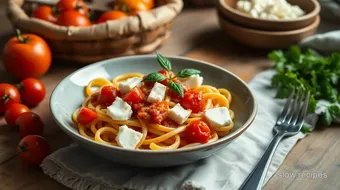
<box><xmin>72</xmin><ymin>54</ymin><xmax>234</xmax><ymax>150</ymax></box>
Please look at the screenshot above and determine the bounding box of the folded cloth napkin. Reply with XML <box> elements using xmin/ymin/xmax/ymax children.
<box><xmin>41</xmin><ymin>69</ymin><xmax>318</xmax><ymax>190</ymax></box>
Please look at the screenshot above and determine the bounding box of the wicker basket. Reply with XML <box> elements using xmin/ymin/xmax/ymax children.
<box><xmin>7</xmin><ymin>0</ymin><xmax>183</xmax><ymax>63</ymax></box>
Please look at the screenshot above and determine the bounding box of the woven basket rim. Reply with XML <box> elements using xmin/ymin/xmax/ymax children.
<box><xmin>7</xmin><ymin>0</ymin><xmax>183</xmax><ymax>41</ymax></box>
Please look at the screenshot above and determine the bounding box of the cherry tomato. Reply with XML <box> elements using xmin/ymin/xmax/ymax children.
<box><xmin>123</xmin><ymin>87</ymin><xmax>145</xmax><ymax>105</ymax></box>
<box><xmin>2</xmin><ymin>30</ymin><xmax>52</xmax><ymax>79</ymax></box>
<box><xmin>57</xmin><ymin>10</ymin><xmax>91</xmax><ymax>27</ymax></box>
<box><xmin>97</xmin><ymin>86</ymin><xmax>121</xmax><ymax>106</ymax></box>
<box><xmin>56</xmin><ymin>0</ymin><xmax>89</xmax><ymax>15</ymax></box>
<box><xmin>180</xmin><ymin>90</ymin><xmax>204</xmax><ymax>113</ymax></box>
<box><xmin>141</xmin><ymin>0</ymin><xmax>154</xmax><ymax>9</ymax></box>
<box><xmin>116</xmin><ymin>0</ymin><xmax>149</xmax><ymax>15</ymax></box>
<box><xmin>97</xmin><ymin>10</ymin><xmax>127</xmax><ymax>23</ymax></box>
<box><xmin>77</xmin><ymin>107</ymin><xmax>97</xmax><ymax>125</ymax></box>
<box><xmin>19</xmin><ymin>78</ymin><xmax>46</xmax><ymax>106</ymax></box>
<box><xmin>17</xmin><ymin>135</ymin><xmax>50</xmax><ymax>166</ymax></box>
<box><xmin>5</xmin><ymin>103</ymin><xmax>30</xmax><ymax>126</ymax></box>
<box><xmin>0</xmin><ymin>84</ymin><xmax>21</xmax><ymax>114</ymax></box>
<box><xmin>32</xmin><ymin>5</ymin><xmax>58</xmax><ymax>23</ymax></box>
<box><xmin>185</xmin><ymin>120</ymin><xmax>210</xmax><ymax>144</ymax></box>
<box><xmin>16</xmin><ymin>112</ymin><xmax>44</xmax><ymax>139</ymax></box>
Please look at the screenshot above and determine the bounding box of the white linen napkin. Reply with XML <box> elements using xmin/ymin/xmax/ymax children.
<box><xmin>41</xmin><ymin>69</ymin><xmax>318</xmax><ymax>190</ymax></box>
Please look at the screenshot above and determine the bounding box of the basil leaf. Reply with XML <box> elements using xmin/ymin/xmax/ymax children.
<box><xmin>177</xmin><ymin>68</ymin><xmax>201</xmax><ymax>78</ymax></box>
<box><xmin>157</xmin><ymin>53</ymin><xmax>172</xmax><ymax>71</ymax></box>
<box><xmin>142</xmin><ymin>72</ymin><xmax>166</xmax><ymax>82</ymax></box>
<box><xmin>168</xmin><ymin>81</ymin><xmax>184</xmax><ymax>97</ymax></box>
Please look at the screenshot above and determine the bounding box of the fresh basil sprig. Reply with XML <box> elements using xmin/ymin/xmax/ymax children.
<box><xmin>157</xmin><ymin>53</ymin><xmax>172</xmax><ymax>71</ymax></box>
<box><xmin>143</xmin><ymin>53</ymin><xmax>202</xmax><ymax>97</ymax></box>
<box><xmin>177</xmin><ymin>68</ymin><xmax>201</xmax><ymax>78</ymax></box>
<box><xmin>142</xmin><ymin>72</ymin><xmax>166</xmax><ymax>82</ymax></box>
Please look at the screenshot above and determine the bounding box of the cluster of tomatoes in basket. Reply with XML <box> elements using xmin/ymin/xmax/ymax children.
<box><xmin>0</xmin><ymin>79</ymin><xmax>50</xmax><ymax>166</ymax></box>
<box><xmin>33</xmin><ymin>0</ymin><xmax>156</xmax><ymax>27</ymax></box>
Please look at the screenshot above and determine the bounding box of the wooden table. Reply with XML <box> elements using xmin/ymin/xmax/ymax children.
<box><xmin>1</xmin><ymin>3</ymin><xmax>340</xmax><ymax>190</ymax></box>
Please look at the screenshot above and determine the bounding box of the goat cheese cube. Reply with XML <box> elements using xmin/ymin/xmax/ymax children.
<box><xmin>115</xmin><ymin>125</ymin><xmax>143</xmax><ymax>149</ymax></box>
<box><xmin>180</xmin><ymin>75</ymin><xmax>203</xmax><ymax>89</ymax></box>
<box><xmin>118</xmin><ymin>77</ymin><xmax>142</xmax><ymax>94</ymax></box>
<box><xmin>260</xmin><ymin>12</ymin><xmax>268</xmax><ymax>19</ymax></box>
<box><xmin>168</xmin><ymin>104</ymin><xmax>192</xmax><ymax>124</ymax></box>
<box><xmin>204</xmin><ymin>107</ymin><xmax>232</xmax><ymax>128</ymax></box>
<box><xmin>147</xmin><ymin>82</ymin><xmax>167</xmax><ymax>103</ymax></box>
<box><xmin>107</xmin><ymin>97</ymin><xmax>133</xmax><ymax>120</ymax></box>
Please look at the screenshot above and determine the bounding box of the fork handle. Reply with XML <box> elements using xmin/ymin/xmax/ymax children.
<box><xmin>239</xmin><ymin>131</ymin><xmax>285</xmax><ymax>190</ymax></box>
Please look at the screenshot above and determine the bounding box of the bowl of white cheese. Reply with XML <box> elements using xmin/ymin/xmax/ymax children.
<box><xmin>218</xmin><ymin>0</ymin><xmax>320</xmax><ymax>31</ymax></box>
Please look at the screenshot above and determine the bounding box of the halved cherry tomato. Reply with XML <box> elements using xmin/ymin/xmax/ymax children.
<box><xmin>123</xmin><ymin>87</ymin><xmax>145</xmax><ymax>105</ymax></box>
<box><xmin>17</xmin><ymin>135</ymin><xmax>50</xmax><ymax>166</ymax></box>
<box><xmin>180</xmin><ymin>90</ymin><xmax>203</xmax><ymax>113</ymax></box>
<box><xmin>57</xmin><ymin>10</ymin><xmax>91</xmax><ymax>27</ymax></box>
<box><xmin>97</xmin><ymin>10</ymin><xmax>127</xmax><ymax>23</ymax></box>
<box><xmin>3</xmin><ymin>30</ymin><xmax>52</xmax><ymax>79</ymax></box>
<box><xmin>185</xmin><ymin>120</ymin><xmax>210</xmax><ymax>144</ymax></box>
<box><xmin>97</xmin><ymin>86</ymin><xmax>121</xmax><ymax>106</ymax></box>
<box><xmin>19</xmin><ymin>78</ymin><xmax>46</xmax><ymax>106</ymax></box>
<box><xmin>5</xmin><ymin>103</ymin><xmax>30</xmax><ymax>126</ymax></box>
<box><xmin>0</xmin><ymin>84</ymin><xmax>21</xmax><ymax>114</ymax></box>
<box><xmin>16</xmin><ymin>112</ymin><xmax>44</xmax><ymax>139</ymax></box>
<box><xmin>77</xmin><ymin>107</ymin><xmax>97</xmax><ymax>125</ymax></box>
<box><xmin>32</xmin><ymin>5</ymin><xmax>58</xmax><ymax>23</ymax></box>
<box><xmin>56</xmin><ymin>0</ymin><xmax>89</xmax><ymax>15</ymax></box>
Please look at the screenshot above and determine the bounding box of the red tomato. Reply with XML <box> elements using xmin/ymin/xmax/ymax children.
<box><xmin>19</xmin><ymin>78</ymin><xmax>46</xmax><ymax>106</ymax></box>
<box><xmin>16</xmin><ymin>112</ymin><xmax>44</xmax><ymax>139</ymax></box>
<box><xmin>5</xmin><ymin>103</ymin><xmax>30</xmax><ymax>126</ymax></box>
<box><xmin>97</xmin><ymin>10</ymin><xmax>127</xmax><ymax>23</ymax></box>
<box><xmin>57</xmin><ymin>10</ymin><xmax>91</xmax><ymax>27</ymax></box>
<box><xmin>56</xmin><ymin>0</ymin><xmax>89</xmax><ymax>15</ymax></box>
<box><xmin>98</xmin><ymin>86</ymin><xmax>121</xmax><ymax>106</ymax></box>
<box><xmin>123</xmin><ymin>87</ymin><xmax>145</xmax><ymax>105</ymax></box>
<box><xmin>185</xmin><ymin>120</ymin><xmax>210</xmax><ymax>144</ymax></box>
<box><xmin>77</xmin><ymin>107</ymin><xmax>97</xmax><ymax>125</ymax></box>
<box><xmin>180</xmin><ymin>90</ymin><xmax>203</xmax><ymax>113</ymax></box>
<box><xmin>2</xmin><ymin>30</ymin><xmax>52</xmax><ymax>79</ymax></box>
<box><xmin>17</xmin><ymin>135</ymin><xmax>50</xmax><ymax>166</ymax></box>
<box><xmin>141</xmin><ymin>0</ymin><xmax>154</xmax><ymax>9</ymax></box>
<box><xmin>0</xmin><ymin>84</ymin><xmax>21</xmax><ymax>114</ymax></box>
<box><xmin>32</xmin><ymin>5</ymin><xmax>58</xmax><ymax>23</ymax></box>
<box><xmin>116</xmin><ymin>0</ymin><xmax>149</xmax><ymax>15</ymax></box>
<box><xmin>143</xmin><ymin>70</ymin><xmax>175</xmax><ymax>87</ymax></box>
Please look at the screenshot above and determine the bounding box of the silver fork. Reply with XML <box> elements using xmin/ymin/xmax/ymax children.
<box><xmin>240</xmin><ymin>90</ymin><xmax>310</xmax><ymax>190</ymax></box>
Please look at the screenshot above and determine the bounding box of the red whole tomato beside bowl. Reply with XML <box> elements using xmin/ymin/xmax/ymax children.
<box><xmin>50</xmin><ymin>55</ymin><xmax>257</xmax><ymax>167</ymax></box>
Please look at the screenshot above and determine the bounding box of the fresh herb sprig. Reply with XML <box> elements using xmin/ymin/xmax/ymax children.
<box><xmin>142</xmin><ymin>53</ymin><xmax>201</xmax><ymax>97</ymax></box>
<box><xmin>269</xmin><ymin>46</ymin><xmax>340</xmax><ymax>126</ymax></box>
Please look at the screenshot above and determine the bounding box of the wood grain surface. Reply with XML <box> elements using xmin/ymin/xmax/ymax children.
<box><xmin>0</xmin><ymin>2</ymin><xmax>339</xmax><ymax>189</ymax></box>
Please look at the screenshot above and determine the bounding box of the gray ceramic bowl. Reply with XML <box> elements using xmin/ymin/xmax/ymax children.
<box><xmin>50</xmin><ymin>55</ymin><xmax>257</xmax><ymax>167</ymax></box>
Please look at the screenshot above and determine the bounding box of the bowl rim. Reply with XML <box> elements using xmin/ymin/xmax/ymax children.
<box><xmin>218</xmin><ymin>12</ymin><xmax>320</xmax><ymax>35</ymax></box>
<box><xmin>50</xmin><ymin>55</ymin><xmax>258</xmax><ymax>154</ymax></box>
<box><xmin>218</xmin><ymin>0</ymin><xmax>320</xmax><ymax>23</ymax></box>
